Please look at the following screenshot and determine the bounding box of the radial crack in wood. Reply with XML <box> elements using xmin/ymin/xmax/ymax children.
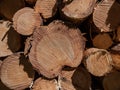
<box><xmin>0</xmin><ymin>52</ymin><xmax>35</xmax><ymax>90</ymax></box>
<box><xmin>28</xmin><ymin>20</ymin><xmax>85</xmax><ymax>78</ymax></box>
<box><xmin>13</xmin><ymin>7</ymin><xmax>43</xmax><ymax>35</ymax></box>
<box><xmin>84</xmin><ymin>48</ymin><xmax>113</xmax><ymax>76</ymax></box>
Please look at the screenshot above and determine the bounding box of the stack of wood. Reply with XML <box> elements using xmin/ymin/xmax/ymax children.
<box><xmin>0</xmin><ymin>0</ymin><xmax>120</xmax><ymax>90</ymax></box>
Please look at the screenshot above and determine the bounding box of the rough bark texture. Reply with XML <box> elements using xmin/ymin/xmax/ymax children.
<box><xmin>32</xmin><ymin>78</ymin><xmax>58</xmax><ymax>90</ymax></box>
<box><xmin>35</xmin><ymin>0</ymin><xmax>57</xmax><ymax>20</ymax></box>
<box><xmin>58</xmin><ymin>66</ymin><xmax>91</xmax><ymax>90</ymax></box>
<box><xmin>28</xmin><ymin>20</ymin><xmax>85</xmax><ymax>78</ymax></box>
<box><xmin>13</xmin><ymin>7</ymin><xmax>43</xmax><ymax>35</ymax></box>
<box><xmin>0</xmin><ymin>52</ymin><xmax>35</xmax><ymax>90</ymax></box>
<box><xmin>103</xmin><ymin>71</ymin><xmax>120</xmax><ymax>90</ymax></box>
<box><xmin>110</xmin><ymin>53</ymin><xmax>120</xmax><ymax>70</ymax></box>
<box><xmin>92</xmin><ymin>33</ymin><xmax>113</xmax><ymax>49</ymax></box>
<box><xmin>84</xmin><ymin>48</ymin><xmax>113</xmax><ymax>76</ymax></box>
<box><xmin>0</xmin><ymin>20</ymin><xmax>21</xmax><ymax>57</ymax></box>
<box><xmin>93</xmin><ymin>0</ymin><xmax>120</xmax><ymax>32</ymax></box>
<box><xmin>61</xmin><ymin>0</ymin><xmax>97</xmax><ymax>23</ymax></box>
<box><xmin>0</xmin><ymin>0</ymin><xmax>25</xmax><ymax>21</ymax></box>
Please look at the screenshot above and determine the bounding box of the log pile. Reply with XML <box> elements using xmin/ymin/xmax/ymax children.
<box><xmin>0</xmin><ymin>0</ymin><xmax>120</xmax><ymax>90</ymax></box>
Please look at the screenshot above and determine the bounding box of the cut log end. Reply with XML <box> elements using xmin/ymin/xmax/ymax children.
<box><xmin>61</xmin><ymin>0</ymin><xmax>96</xmax><ymax>22</ymax></box>
<box><xmin>32</xmin><ymin>78</ymin><xmax>58</xmax><ymax>90</ymax></box>
<box><xmin>13</xmin><ymin>7</ymin><xmax>43</xmax><ymax>35</ymax></box>
<box><xmin>92</xmin><ymin>33</ymin><xmax>113</xmax><ymax>49</ymax></box>
<box><xmin>28</xmin><ymin>20</ymin><xmax>85</xmax><ymax>78</ymax></box>
<box><xmin>35</xmin><ymin>0</ymin><xmax>57</xmax><ymax>19</ymax></box>
<box><xmin>93</xmin><ymin>0</ymin><xmax>120</xmax><ymax>32</ymax></box>
<box><xmin>0</xmin><ymin>52</ymin><xmax>34</xmax><ymax>90</ymax></box>
<box><xmin>84</xmin><ymin>48</ymin><xmax>113</xmax><ymax>76</ymax></box>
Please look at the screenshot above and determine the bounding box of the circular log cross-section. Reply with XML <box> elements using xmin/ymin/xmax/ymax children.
<box><xmin>35</xmin><ymin>0</ymin><xmax>57</xmax><ymax>20</ymax></box>
<box><xmin>58</xmin><ymin>66</ymin><xmax>91</xmax><ymax>90</ymax></box>
<box><xmin>32</xmin><ymin>78</ymin><xmax>58</xmax><ymax>90</ymax></box>
<box><xmin>0</xmin><ymin>53</ymin><xmax>34</xmax><ymax>90</ymax></box>
<box><xmin>13</xmin><ymin>7</ymin><xmax>43</xmax><ymax>35</ymax></box>
<box><xmin>92</xmin><ymin>33</ymin><xmax>113</xmax><ymax>49</ymax></box>
<box><xmin>61</xmin><ymin>0</ymin><xmax>96</xmax><ymax>23</ymax></box>
<box><xmin>29</xmin><ymin>20</ymin><xmax>85</xmax><ymax>78</ymax></box>
<box><xmin>93</xmin><ymin>0</ymin><xmax>120</xmax><ymax>32</ymax></box>
<box><xmin>0</xmin><ymin>0</ymin><xmax>25</xmax><ymax>21</ymax></box>
<box><xmin>84</xmin><ymin>48</ymin><xmax>113</xmax><ymax>76</ymax></box>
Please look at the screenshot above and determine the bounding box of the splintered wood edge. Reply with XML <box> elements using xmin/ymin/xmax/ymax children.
<box><xmin>103</xmin><ymin>71</ymin><xmax>120</xmax><ymax>90</ymax></box>
<box><xmin>62</xmin><ymin>0</ymin><xmax>97</xmax><ymax>21</ymax></box>
<box><xmin>0</xmin><ymin>52</ymin><xmax>35</xmax><ymax>90</ymax></box>
<box><xmin>34</xmin><ymin>0</ymin><xmax>57</xmax><ymax>19</ymax></box>
<box><xmin>84</xmin><ymin>48</ymin><xmax>113</xmax><ymax>76</ymax></box>
<box><xmin>58</xmin><ymin>66</ymin><xmax>91</xmax><ymax>90</ymax></box>
<box><xmin>32</xmin><ymin>78</ymin><xmax>58</xmax><ymax>90</ymax></box>
<box><xmin>93</xmin><ymin>0</ymin><xmax>120</xmax><ymax>32</ymax></box>
<box><xmin>13</xmin><ymin>7</ymin><xmax>43</xmax><ymax>35</ymax></box>
<box><xmin>29</xmin><ymin>20</ymin><xmax>85</xmax><ymax>78</ymax></box>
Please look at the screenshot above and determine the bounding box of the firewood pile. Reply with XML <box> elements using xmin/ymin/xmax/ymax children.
<box><xmin>0</xmin><ymin>0</ymin><xmax>120</xmax><ymax>90</ymax></box>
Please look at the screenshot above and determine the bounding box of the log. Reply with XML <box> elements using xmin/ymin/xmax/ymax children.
<box><xmin>111</xmin><ymin>44</ymin><xmax>120</xmax><ymax>52</ymax></box>
<box><xmin>35</xmin><ymin>0</ymin><xmax>57</xmax><ymax>20</ymax></box>
<box><xmin>13</xmin><ymin>7</ymin><xmax>43</xmax><ymax>36</ymax></box>
<box><xmin>0</xmin><ymin>20</ymin><xmax>21</xmax><ymax>57</ymax></box>
<box><xmin>58</xmin><ymin>66</ymin><xmax>91</xmax><ymax>90</ymax></box>
<box><xmin>61</xmin><ymin>0</ymin><xmax>97</xmax><ymax>23</ymax></box>
<box><xmin>0</xmin><ymin>52</ymin><xmax>35</xmax><ymax>90</ymax></box>
<box><xmin>103</xmin><ymin>71</ymin><xmax>120</xmax><ymax>90</ymax></box>
<box><xmin>115</xmin><ymin>26</ymin><xmax>120</xmax><ymax>42</ymax></box>
<box><xmin>32</xmin><ymin>78</ymin><xmax>58</xmax><ymax>90</ymax></box>
<box><xmin>28</xmin><ymin>20</ymin><xmax>85</xmax><ymax>78</ymax></box>
<box><xmin>92</xmin><ymin>33</ymin><xmax>113</xmax><ymax>49</ymax></box>
<box><xmin>0</xmin><ymin>0</ymin><xmax>25</xmax><ymax>21</ymax></box>
<box><xmin>93</xmin><ymin>0</ymin><xmax>120</xmax><ymax>32</ymax></box>
<box><xmin>84</xmin><ymin>48</ymin><xmax>113</xmax><ymax>76</ymax></box>
<box><xmin>110</xmin><ymin>53</ymin><xmax>120</xmax><ymax>70</ymax></box>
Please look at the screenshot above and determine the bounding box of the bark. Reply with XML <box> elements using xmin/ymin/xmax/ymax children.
<box><xmin>32</xmin><ymin>78</ymin><xmax>59</xmax><ymax>90</ymax></box>
<box><xmin>28</xmin><ymin>20</ymin><xmax>85</xmax><ymax>78</ymax></box>
<box><xmin>92</xmin><ymin>33</ymin><xmax>113</xmax><ymax>49</ymax></box>
<box><xmin>103</xmin><ymin>71</ymin><xmax>120</xmax><ymax>90</ymax></box>
<box><xmin>58</xmin><ymin>66</ymin><xmax>91</xmax><ymax>90</ymax></box>
<box><xmin>0</xmin><ymin>0</ymin><xmax>25</xmax><ymax>21</ymax></box>
<box><xmin>61</xmin><ymin>0</ymin><xmax>97</xmax><ymax>23</ymax></box>
<box><xmin>93</xmin><ymin>0</ymin><xmax>120</xmax><ymax>32</ymax></box>
<box><xmin>13</xmin><ymin>7</ymin><xmax>43</xmax><ymax>35</ymax></box>
<box><xmin>84</xmin><ymin>48</ymin><xmax>113</xmax><ymax>76</ymax></box>
<box><xmin>0</xmin><ymin>52</ymin><xmax>35</xmax><ymax>90</ymax></box>
<box><xmin>35</xmin><ymin>0</ymin><xmax>57</xmax><ymax>20</ymax></box>
<box><xmin>0</xmin><ymin>20</ymin><xmax>21</xmax><ymax>57</ymax></box>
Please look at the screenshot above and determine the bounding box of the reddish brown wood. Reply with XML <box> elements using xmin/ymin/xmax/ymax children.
<box><xmin>0</xmin><ymin>20</ymin><xmax>21</xmax><ymax>57</ymax></box>
<box><xmin>35</xmin><ymin>0</ymin><xmax>57</xmax><ymax>20</ymax></box>
<box><xmin>61</xmin><ymin>0</ymin><xmax>97</xmax><ymax>23</ymax></box>
<box><xmin>0</xmin><ymin>52</ymin><xmax>35</xmax><ymax>90</ymax></box>
<box><xmin>92</xmin><ymin>33</ymin><xmax>113</xmax><ymax>49</ymax></box>
<box><xmin>84</xmin><ymin>48</ymin><xmax>113</xmax><ymax>76</ymax></box>
<box><xmin>58</xmin><ymin>66</ymin><xmax>91</xmax><ymax>90</ymax></box>
<box><xmin>93</xmin><ymin>0</ymin><xmax>120</xmax><ymax>32</ymax></box>
<box><xmin>103</xmin><ymin>71</ymin><xmax>120</xmax><ymax>90</ymax></box>
<box><xmin>28</xmin><ymin>20</ymin><xmax>85</xmax><ymax>78</ymax></box>
<box><xmin>32</xmin><ymin>78</ymin><xmax>58</xmax><ymax>90</ymax></box>
<box><xmin>13</xmin><ymin>7</ymin><xmax>43</xmax><ymax>35</ymax></box>
<box><xmin>0</xmin><ymin>0</ymin><xmax>25</xmax><ymax>21</ymax></box>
